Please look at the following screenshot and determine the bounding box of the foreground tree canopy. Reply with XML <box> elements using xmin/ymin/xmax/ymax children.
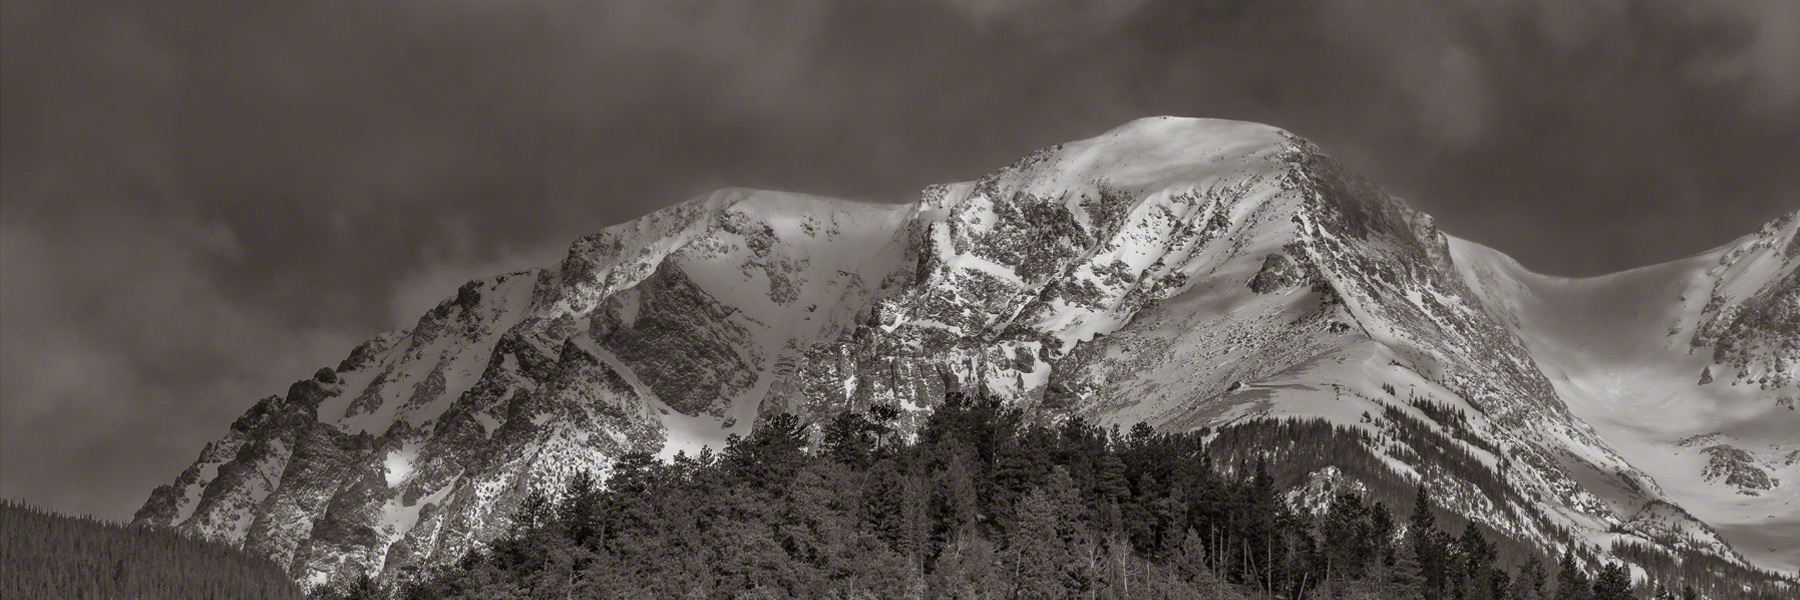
<box><xmin>342</xmin><ymin>394</ymin><xmax>1790</xmax><ymax>600</ymax></box>
<box><xmin>0</xmin><ymin>499</ymin><xmax>303</xmax><ymax>600</ymax></box>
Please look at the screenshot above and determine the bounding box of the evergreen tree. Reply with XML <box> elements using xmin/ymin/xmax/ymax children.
<box><xmin>1094</xmin><ymin>451</ymin><xmax>1131</xmax><ymax>530</ymax></box>
<box><xmin>1556</xmin><ymin>551</ymin><xmax>1592</xmax><ymax>600</ymax></box>
<box><xmin>864</xmin><ymin>459</ymin><xmax>909</xmax><ymax>550</ymax></box>
<box><xmin>318</xmin><ymin>574</ymin><xmax>389</xmax><ymax>600</ymax></box>
<box><xmin>511</xmin><ymin>490</ymin><xmax>551</xmax><ymax>537</ymax></box>
<box><xmin>929</xmin><ymin>535</ymin><xmax>1004</xmax><ymax>599</ymax></box>
<box><xmin>1390</xmin><ymin>543</ymin><xmax>1427</xmax><ymax>600</ymax></box>
<box><xmin>1006</xmin><ymin>480</ymin><xmax>1077</xmax><ymax>599</ymax></box>
<box><xmin>1172</xmin><ymin>527</ymin><xmax>1236</xmax><ymax>598</ymax></box>
<box><xmin>0</xmin><ymin>500</ymin><xmax>305</xmax><ymax>600</ymax></box>
<box><xmin>1369</xmin><ymin>501</ymin><xmax>1397</xmax><ymax>567</ymax></box>
<box><xmin>1321</xmin><ymin>492</ymin><xmax>1374</xmax><ymax>583</ymax></box>
<box><xmin>823</xmin><ymin>409</ymin><xmax>877</xmax><ymax>468</ymax></box>
<box><xmin>1488</xmin><ymin>568</ymin><xmax>1514</xmax><ymax>600</ymax></box>
<box><xmin>726</xmin><ymin>411</ymin><xmax>810</xmax><ymax>489</ymax></box>
<box><xmin>1409</xmin><ymin>484</ymin><xmax>1449</xmax><ymax>599</ymax></box>
<box><xmin>1591</xmin><ymin>562</ymin><xmax>1633</xmax><ymax>600</ymax></box>
<box><xmin>1457</xmin><ymin>523</ymin><xmax>1497</xmax><ymax>600</ymax></box>
<box><xmin>382</xmin><ymin>400</ymin><xmax>1788</xmax><ymax>600</ymax></box>
<box><xmin>1516</xmin><ymin>557</ymin><xmax>1548</xmax><ymax>600</ymax></box>
<box><xmin>934</xmin><ymin>450</ymin><xmax>981</xmax><ymax>545</ymax></box>
<box><xmin>556</xmin><ymin>468</ymin><xmax>601</xmax><ymax>546</ymax></box>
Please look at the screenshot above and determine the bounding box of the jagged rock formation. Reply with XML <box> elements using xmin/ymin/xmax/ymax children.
<box><xmin>135</xmin><ymin>117</ymin><xmax>1800</xmax><ymax>586</ymax></box>
<box><xmin>1699</xmin><ymin>445</ymin><xmax>1776</xmax><ymax>493</ymax></box>
<box><xmin>1692</xmin><ymin>213</ymin><xmax>1800</xmax><ymax>391</ymax></box>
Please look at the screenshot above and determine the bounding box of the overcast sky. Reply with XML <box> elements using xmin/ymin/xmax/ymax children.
<box><xmin>3</xmin><ymin>0</ymin><xmax>1796</xmax><ymax>521</ymax></box>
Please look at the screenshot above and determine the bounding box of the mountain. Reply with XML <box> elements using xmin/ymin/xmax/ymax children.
<box><xmin>1454</xmin><ymin>212</ymin><xmax>1800</xmax><ymax>571</ymax></box>
<box><xmin>133</xmin><ymin>117</ymin><xmax>1798</xmax><ymax>588</ymax></box>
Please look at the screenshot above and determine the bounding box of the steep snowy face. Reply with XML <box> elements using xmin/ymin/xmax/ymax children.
<box><xmin>1692</xmin><ymin>214</ymin><xmax>1800</xmax><ymax>393</ymax></box>
<box><xmin>1451</xmin><ymin>211</ymin><xmax>1800</xmax><ymax>572</ymax></box>
<box><xmin>135</xmin><ymin>189</ymin><xmax>919</xmax><ymax>587</ymax></box>
<box><xmin>773</xmin><ymin>118</ymin><xmax>1307</xmax><ymax>415</ymax></box>
<box><xmin>136</xmin><ymin>116</ymin><xmax>1792</xmax><ymax>585</ymax></box>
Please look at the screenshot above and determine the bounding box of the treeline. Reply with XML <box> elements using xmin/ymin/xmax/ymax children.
<box><xmin>1609</xmin><ymin>540</ymin><xmax>1794</xmax><ymax>600</ymax></box>
<box><xmin>324</xmin><ymin>393</ymin><xmax>1790</xmax><ymax>600</ymax></box>
<box><xmin>0</xmin><ymin>498</ymin><xmax>304</xmax><ymax>600</ymax></box>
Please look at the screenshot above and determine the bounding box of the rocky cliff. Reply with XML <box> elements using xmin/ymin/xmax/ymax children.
<box><xmin>135</xmin><ymin>117</ymin><xmax>1800</xmax><ymax>586</ymax></box>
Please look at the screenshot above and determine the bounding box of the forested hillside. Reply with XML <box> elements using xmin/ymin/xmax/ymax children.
<box><xmin>0</xmin><ymin>499</ymin><xmax>303</xmax><ymax>599</ymax></box>
<box><xmin>324</xmin><ymin>394</ymin><xmax>1793</xmax><ymax>600</ymax></box>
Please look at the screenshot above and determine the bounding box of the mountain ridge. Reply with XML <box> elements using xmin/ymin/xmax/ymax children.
<box><xmin>133</xmin><ymin>117</ymin><xmax>1799</xmax><ymax>587</ymax></box>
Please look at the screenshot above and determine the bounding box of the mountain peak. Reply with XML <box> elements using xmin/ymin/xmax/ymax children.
<box><xmin>1098</xmin><ymin>115</ymin><xmax>1296</xmax><ymax>147</ymax></box>
<box><xmin>135</xmin><ymin>117</ymin><xmax>1800</xmax><ymax>586</ymax></box>
<box><xmin>969</xmin><ymin>116</ymin><xmax>1304</xmax><ymax>202</ymax></box>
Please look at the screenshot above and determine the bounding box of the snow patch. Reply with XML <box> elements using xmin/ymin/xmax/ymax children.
<box><xmin>383</xmin><ymin>443</ymin><xmax>419</xmax><ymax>488</ymax></box>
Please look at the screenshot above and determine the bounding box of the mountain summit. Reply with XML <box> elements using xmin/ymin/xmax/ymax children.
<box><xmin>134</xmin><ymin>117</ymin><xmax>1800</xmax><ymax>586</ymax></box>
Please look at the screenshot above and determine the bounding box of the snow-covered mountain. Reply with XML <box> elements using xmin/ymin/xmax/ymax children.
<box><xmin>1455</xmin><ymin>211</ymin><xmax>1799</xmax><ymax>571</ymax></box>
<box><xmin>134</xmin><ymin>117</ymin><xmax>1799</xmax><ymax>587</ymax></box>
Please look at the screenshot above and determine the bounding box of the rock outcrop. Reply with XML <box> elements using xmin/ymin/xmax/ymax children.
<box><xmin>136</xmin><ymin>117</ymin><xmax>1800</xmax><ymax>585</ymax></box>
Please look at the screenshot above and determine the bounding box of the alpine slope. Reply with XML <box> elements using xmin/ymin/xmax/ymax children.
<box><xmin>132</xmin><ymin>117</ymin><xmax>1800</xmax><ymax>587</ymax></box>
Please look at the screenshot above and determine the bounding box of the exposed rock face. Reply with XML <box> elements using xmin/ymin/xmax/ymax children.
<box><xmin>136</xmin><ymin>117</ymin><xmax>1800</xmax><ymax>585</ymax></box>
<box><xmin>1691</xmin><ymin>212</ymin><xmax>1800</xmax><ymax>392</ymax></box>
<box><xmin>1247</xmin><ymin>248</ymin><xmax>1311</xmax><ymax>294</ymax></box>
<box><xmin>1700</xmin><ymin>445</ymin><xmax>1776</xmax><ymax>494</ymax></box>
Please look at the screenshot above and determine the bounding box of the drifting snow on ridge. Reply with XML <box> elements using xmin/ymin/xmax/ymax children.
<box><xmin>134</xmin><ymin>117</ymin><xmax>1799</xmax><ymax>586</ymax></box>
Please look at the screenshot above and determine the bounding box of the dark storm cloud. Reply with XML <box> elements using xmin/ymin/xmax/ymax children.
<box><xmin>2</xmin><ymin>0</ymin><xmax>1794</xmax><ymax>519</ymax></box>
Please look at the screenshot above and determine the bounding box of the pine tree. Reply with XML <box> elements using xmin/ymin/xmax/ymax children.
<box><xmin>864</xmin><ymin>460</ymin><xmax>909</xmax><ymax>549</ymax></box>
<box><xmin>319</xmin><ymin>573</ymin><xmax>388</xmax><ymax>600</ymax></box>
<box><xmin>867</xmin><ymin>401</ymin><xmax>903</xmax><ymax>452</ymax></box>
<box><xmin>0</xmin><ymin>500</ymin><xmax>304</xmax><ymax>599</ymax></box>
<box><xmin>1006</xmin><ymin>484</ymin><xmax>1075</xmax><ymax>599</ymax></box>
<box><xmin>1369</xmin><ymin>501</ymin><xmax>1396</xmax><ymax>567</ymax></box>
<box><xmin>1094</xmin><ymin>452</ymin><xmax>1131</xmax><ymax>530</ymax></box>
<box><xmin>376</xmin><ymin>398</ymin><xmax>1773</xmax><ymax>600</ymax></box>
<box><xmin>929</xmin><ymin>535</ymin><xmax>1003</xmax><ymax>599</ymax></box>
<box><xmin>1321</xmin><ymin>492</ymin><xmax>1374</xmax><ymax>583</ymax></box>
<box><xmin>1555</xmin><ymin>551</ymin><xmax>1591</xmax><ymax>600</ymax></box>
<box><xmin>1390</xmin><ymin>545</ymin><xmax>1426</xmax><ymax>600</ymax></box>
<box><xmin>1172</xmin><ymin>529</ymin><xmax>1218</xmax><ymax>590</ymax></box>
<box><xmin>935</xmin><ymin>450</ymin><xmax>980</xmax><ymax>544</ymax></box>
<box><xmin>1456</xmin><ymin>524</ymin><xmax>1496</xmax><ymax>600</ymax></box>
<box><xmin>512</xmin><ymin>490</ymin><xmax>552</xmax><ymax>537</ymax></box>
<box><xmin>994</xmin><ymin>435</ymin><xmax>1047</xmax><ymax>514</ymax></box>
<box><xmin>1516</xmin><ymin>557</ymin><xmax>1547</xmax><ymax>600</ymax></box>
<box><xmin>1409</xmin><ymin>483</ymin><xmax>1435</xmax><ymax>540</ymax></box>
<box><xmin>1488</xmin><ymin>568</ymin><xmax>1513</xmax><ymax>600</ymax></box>
<box><xmin>1590</xmin><ymin>562</ymin><xmax>1632</xmax><ymax>600</ymax></box>
<box><xmin>727</xmin><ymin>411</ymin><xmax>810</xmax><ymax>489</ymax></box>
<box><xmin>1408</xmin><ymin>484</ymin><xmax>1447</xmax><ymax>599</ymax></box>
<box><xmin>557</xmin><ymin>469</ymin><xmax>601</xmax><ymax>546</ymax></box>
<box><xmin>822</xmin><ymin>409</ymin><xmax>876</xmax><ymax>468</ymax></box>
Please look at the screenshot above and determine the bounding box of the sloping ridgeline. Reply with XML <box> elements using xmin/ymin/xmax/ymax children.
<box><xmin>0</xmin><ymin>500</ymin><xmax>303</xmax><ymax>600</ymax></box>
<box><xmin>139</xmin><ymin>117</ymin><xmax>1800</xmax><ymax>590</ymax></box>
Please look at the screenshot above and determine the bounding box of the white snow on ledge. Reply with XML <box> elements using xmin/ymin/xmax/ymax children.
<box><xmin>383</xmin><ymin>444</ymin><xmax>418</xmax><ymax>488</ymax></box>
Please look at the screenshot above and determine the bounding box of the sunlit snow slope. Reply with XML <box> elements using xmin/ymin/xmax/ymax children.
<box><xmin>1453</xmin><ymin>214</ymin><xmax>1800</xmax><ymax>572</ymax></box>
<box><xmin>136</xmin><ymin>117</ymin><xmax>1800</xmax><ymax>586</ymax></box>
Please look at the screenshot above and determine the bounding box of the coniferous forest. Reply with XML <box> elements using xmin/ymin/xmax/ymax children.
<box><xmin>0</xmin><ymin>499</ymin><xmax>304</xmax><ymax>599</ymax></box>
<box><xmin>311</xmin><ymin>393</ymin><xmax>1795</xmax><ymax>600</ymax></box>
